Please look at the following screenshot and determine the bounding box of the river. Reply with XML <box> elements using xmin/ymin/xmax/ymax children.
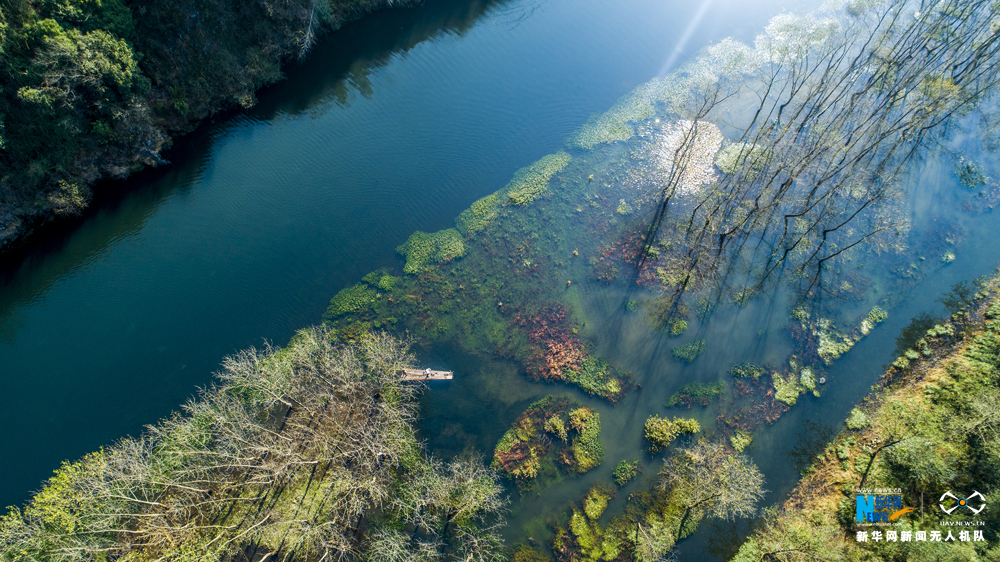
<box><xmin>1</xmin><ymin>0</ymin><xmax>996</xmax><ymax>559</ymax></box>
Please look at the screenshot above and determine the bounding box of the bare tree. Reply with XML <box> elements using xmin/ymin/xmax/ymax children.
<box><xmin>657</xmin><ymin>441</ymin><xmax>766</xmax><ymax>539</ymax></box>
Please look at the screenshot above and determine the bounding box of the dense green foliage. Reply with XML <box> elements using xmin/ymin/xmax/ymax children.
<box><xmin>0</xmin><ymin>329</ymin><xmax>506</xmax><ymax>561</ymax></box>
<box><xmin>0</xmin><ymin>0</ymin><xmax>410</xmax><ymax>245</ymax></box>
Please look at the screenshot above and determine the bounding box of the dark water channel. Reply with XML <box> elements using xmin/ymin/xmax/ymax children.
<box><xmin>1</xmin><ymin>0</ymin><xmax>995</xmax><ymax>559</ymax></box>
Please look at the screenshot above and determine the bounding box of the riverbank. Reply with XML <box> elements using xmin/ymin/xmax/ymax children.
<box><xmin>0</xmin><ymin>0</ymin><xmax>415</xmax><ymax>254</ymax></box>
<box><xmin>732</xmin><ymin>273</ymin><xmax>1000</xmax><ymax>560</ymax></box>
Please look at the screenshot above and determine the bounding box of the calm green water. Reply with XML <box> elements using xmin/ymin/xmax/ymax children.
<box><xmin>1</xmin><ymin>0</ymin><xmax>997</xmax><ymax>558</ymax></box>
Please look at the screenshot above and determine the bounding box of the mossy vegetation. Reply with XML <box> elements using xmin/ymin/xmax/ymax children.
<box><xmin>729</xmin><ymin>429</ymin><xmax>753</xmax><ymax>453</ymax></box>
<box><xmin>665</xmin><ymin>381</ymin><xmax>725</xmax><ymax>407</ymax></box>
<box><xmin>955</xmin><ymin>156</ymin><xmax>989</xmax><ymax>189</ymax></box>
<box><xmin>456</xmin><ymin>189</ymin><xmax>507</xmax><ymax>237</ymax></box>
<box><xmin>714</xmin><ymin>142</ymin><xmax>772</xmax><ymax>175</ymax></box>
<box><xmin>325</xmin><ymin>282</ymin><xmax>379</xmax><ymax>319</ymax></box>
<box><xmin>563</xmin><ymin>356</ymin><xmax>626</xmax><ymax>402</ymax></box>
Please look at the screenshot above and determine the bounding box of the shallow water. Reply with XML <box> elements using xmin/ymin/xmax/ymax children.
<box><xmin>1</xmin><ymin>0</ymin><xmax>996</xmax><ymax>558</ymax></box>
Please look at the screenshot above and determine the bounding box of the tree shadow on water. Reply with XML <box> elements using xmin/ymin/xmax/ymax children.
<box><xmin>785</xmin><ymin>419</ymin><xmax>836</xmax><ymax>475</ymax></box>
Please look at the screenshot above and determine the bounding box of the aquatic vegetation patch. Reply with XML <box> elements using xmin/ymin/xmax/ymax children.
<box><xmin>669</xmin><ymin>319</ymin><xmax>688</xmax><ymax>336</ymax></box>
<box><xmin>844</xmin><ymin>407</ymin><xmax>868</xmax><ymax>430</ymax></box>
<box><xmin>396</xmin><ymin>228</ymin><xmax>466</xmax><ymax>274</ymax></box>
<box><xmin>506</xmin><ymin>152</ymin><xmax>571</xmax><ymax>206</ymax></box>
<box><xmin>652</xmin><ymin>120</ymin><xmax>723</xmax><ymax>195</ymax></box>
<box><xmin>613</xmin><ymin>459</ymin><xmax>640</xmax><ymax>486</ymax></box>
<box><xmin>325</xmin><ymin>283</ymin><xmax>379</xmax><ymax>319</ymax></box>
<box><xmin>729</xmin><ymin>429</ymin><xmax>753</xmax><ymax>453</ymax></box>
<box><xmin>954</xmin><ymin>156</ymin><xmax>989</xmax><ymax>189</ymax></box>
<box><xmin>568</xmin><ymin>407</ymin><xmax>605</xmax><ymax>473</ymax></box>
<box><xmin>553</xmin><ymin>485</ymin><xmax>631</xmax><ymax>562</ymax></box>
<box><xmin>455</xmin><ymin>189</ymin><xmax>507</xmax><ymax>237</ymax></box>
<box><xmin>492</xmin><ymin>397</ymin><xmax>604</xmax><ymax>488</ymax></box>
<box><xmin>522</xmin><ymin>304</ymin><xmax>584</xmax><ymax>380</ymax></box>
<box><xmin>714</xmin><ymin>142</ymin><xmax>772</xmax><ymax>175</ymax></box>
<box><xmin>771</xmin><ymin>371</ymin><xmax>804</xmax><ymax>406</ymax></box>
<box><xmin>522</xmin><ymin>305</ymin><xmax>630</xmax><ymax>401</ymax></box>
<box><xmin>583</xmin><ymin>484</ymin><xmax>613</xmax><ymax>521</ymax></box>
<box><xmin>672</xmin><ymin>339</ymin><xmax>706</xmax><ymax>362</ymax></box>
<box><xmin>804</xmin><ymin>306</ymin><xmax>888</xmax><ymax>365</ymax></box>
<box><xmin>643</xmin><ymin>415</ymin><xmax>700</xmax><ymax>453</ymax></box>
<box><xmin>362</xmin><ymin>270</ymin><xmax>398</xmax><ymax>291</ymax></box>
<box><xmin>730</xmin><ymin>362</ymin><xmax>766</xmax><ymax>379</ymax></box>
<box><xmin>570</xmin><ymin>80</ymin><xmax>665</xmax><ymax>149</ymax></box>
<box><xmin>553</xmin><ymin>441</ymin><xmax>765</xmax><ymax>562</ymax></box>
<box><xmin>666</xmin><ymin>381</ymin><xmax>725</xmax><ymax>407</ymax></box>
<box><xmin>563</xmin><ymin>355</ymin><xmax>628</xmax><ymax>402</ymax></box>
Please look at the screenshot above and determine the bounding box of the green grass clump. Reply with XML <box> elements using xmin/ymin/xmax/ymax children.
<box><xmin>396</xmin><ymin>228</ymin><xmax>466</xmax><ymax>274</ymax></box>
<box><xmin>670</xmin><ymin>319</ymin><xmax>689</xmax><ymax>336</ymax></box>
<box><xmin>867</xmin><ymin>306</ymin><xmax>888</xmax><ymax>324</ymax></box>
<box><xmin>563</xmin><ymin>356</ymin><xmax>626</xmax><ymax>402</ymax></box>
<box><xmin>455</xmin><ymin>190</ymin><xmax>506</xmax><ymax>237</ymax></box>
<box><xmin>325</xmin><ymin>283</ymin><xmax>378</xmax><ymax>319</ymax></box>
<box><xmin>730</xmin><ymin>430</ymin><xmax>753</xmax><ymax>453</ymax></box>
<box><xmin>666</xmin><ymin>382</ymin><xmax>725</xmax><ymax>407</ymax></box>
<box><xmin>506</xmin><ymin>152</ymin><xmax>571</xmax><ymax>206</ymax></box>
<box><xmin>730</xmin><ymin>362</ymin><xmax>765</xmax><ymax>379</ymax></box>
<box><xmin>583</xmin><ymin>485</ymin><xmax>612</xmax><ymax>520</ymax></box>
<box><xmin>672</xmin><ymin>339</ymin><xmax>706</xmax><ymax>362</ymax></box>
<box><xmin>361</xmin><ymin>270</ymin><xmax>397</xmax><ymax>291</ymax></box>
<box><xmin>845</xmin><ymin>408</ymin><xmax>869</xmax><ymax>430</ymax></box>
<box><xmin>612</xmin><ymin>459</ymin><xmax>639</xmax><ymax>486</ymax></box>
<box><xmin>771</xmin><ymin>372</ymin><xmax>803</xmax><ymax>405</ymax></box>
<box><xmin>569</xmin><ymin>408</ymin><xmax>604</xmax><ymax>472</ymax></box>
<box><xmin>644</xmin><ymin>415</ymin><xmax>700</xmax><ymax>453</ymax></box>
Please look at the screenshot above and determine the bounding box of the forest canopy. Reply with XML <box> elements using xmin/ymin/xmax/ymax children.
<box><xmin>0</xmin><ymin>0</ymin><xmax>411</xmax><ymax>245</ymax></box>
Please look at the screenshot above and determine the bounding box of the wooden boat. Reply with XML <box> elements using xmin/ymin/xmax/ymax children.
<box><xmin>401</xmin><ymin>368</ymin><xmax>454</xmax><ymax>381</ymax></box>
